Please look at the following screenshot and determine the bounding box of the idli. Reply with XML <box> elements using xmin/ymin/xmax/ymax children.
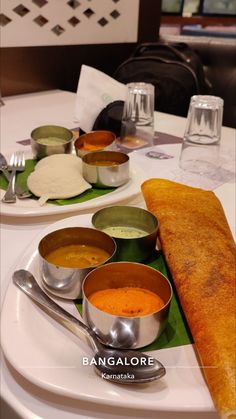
<box><xmin>27</xmin><ymin>164</ymin><xmax>91</xmax><ymax>206</ymax></box>
<box><xmin>35</xmin><ymin>153</ymin><xmax>82</xmax><ymax>172</ymax></box>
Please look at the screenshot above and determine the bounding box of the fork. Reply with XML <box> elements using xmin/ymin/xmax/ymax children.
<box><xmin>2</xmin><ymin>152</ymin><xmax>29</xmax><ymax>203</ymax></box>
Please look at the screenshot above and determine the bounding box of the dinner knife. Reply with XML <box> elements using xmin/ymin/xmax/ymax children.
<box><xmin>0</xmin><ymin>152</ymin><xmax>31</xmax><ymax>199</ymax></box>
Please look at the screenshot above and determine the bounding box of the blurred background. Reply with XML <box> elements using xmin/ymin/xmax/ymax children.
<box><xmin>160</xmin><ymin>0</ymin><xmax>236</xmax><ymax>36</ymax></box>
<box><xmin>1</xmin><ymin>0</ymin><xmax>235</xmax><ymax>126</ymax></box>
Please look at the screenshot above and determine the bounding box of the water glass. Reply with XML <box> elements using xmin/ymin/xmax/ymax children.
<box><xmin>179</xmin><ymin>95</ymin><xmax>224</xmax><ymax>174</ymax></box>
<box><xmin>118</xmin><ymin>82</ymin><xmax>155</xmax><ymax>150</ymax></box>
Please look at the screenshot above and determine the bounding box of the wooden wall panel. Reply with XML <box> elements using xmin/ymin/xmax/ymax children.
<box><xmin>1</xmin><ymin>0</ymin><xmax>162</xmax><ymax>96</ymax></box>
<box><xmin>1</xmin><ymin>43</ymin><xmax>138</xmax><ymax>96</ymax></box>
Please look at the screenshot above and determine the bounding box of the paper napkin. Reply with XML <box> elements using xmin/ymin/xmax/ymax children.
<box><xmin>74</xmin><ymin>65</ymin><xmax>126</xmax><ymax>133</ymax></box>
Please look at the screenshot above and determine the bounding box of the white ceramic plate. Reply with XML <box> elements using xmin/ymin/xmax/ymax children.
<box><xmin>0</xmin><ymin>149</ymin><xmax>145</xmax><ymax>217</ymax></box>
<box><xmin>1</xmin><ymin>213</ymin><xmax>214</xmax><ymax>413</ymax></box>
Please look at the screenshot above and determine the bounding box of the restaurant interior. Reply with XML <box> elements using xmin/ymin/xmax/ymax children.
<box><xmin>1</xmin><ymin>1</ymin><xmax>236</xmax><ymax>419</ymax></box>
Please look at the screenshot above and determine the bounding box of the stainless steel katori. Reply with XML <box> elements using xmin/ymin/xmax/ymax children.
<box><xmin>82</xmin><ymin>151</ymin><xmax>130</xmax><ymax>188</ymax></box>
<box><xmin>82</xmin><ymin>262</ymin><xmax>173</xmax><ymax>349</ymax></box>
<box><xmin>31</xmin><ymin>125</ymin><xmax>74</xmax><ymax>159</ymax></box>
<box><xmin>92</xmin><ymin>205</ymin><xmax>159</xmax><ymax>262</ymax></box>
<box><xmin>74</xmin><ymin>130</ymin><xmax>116</xmax><ymax>157</ymax></box>
<box><xmin>38</xmin><ymin>227</ymin><xmax>117</xmax><ymax>299</ymax></box>
<box><xmin>13</xmin><ymin>269</ymin><xmax>166</xmax><ymax>384</ymax></box>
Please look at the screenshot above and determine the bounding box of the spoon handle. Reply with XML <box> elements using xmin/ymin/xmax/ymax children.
<box><xmin>13</xmin><ymin>269</ymin><xmax>100</xmax><ymax>352</ymax></box>
<box><xmin>2</xmin><ymin>169</ymin><xmax>17</xmax><ymax>203</ymax></box>
<box><xmin>1</xmin><ymin>168</ymin><xmax>31</xmax><ymax>199</ymax></box>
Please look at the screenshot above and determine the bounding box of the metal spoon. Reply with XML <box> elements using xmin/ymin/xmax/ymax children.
<box><xmin>13</xmin><ymin>269</ymin><xmax>166</xmax><ymax>384</ymax></box>
<box><xmin>0</xmin><ymin>153</ymin><xmax>32</xmax><ymax>199</ymax></box>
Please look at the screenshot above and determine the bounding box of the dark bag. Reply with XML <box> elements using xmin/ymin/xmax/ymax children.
<box><xmin>92</xmin><ymin>100</ymin><xmax>124</xmax><ymax>137</ymax></box>
<box><xmin>114</xmin><ymin>42</ymin><xmax>211</xmax><ymax>117</ymax></box>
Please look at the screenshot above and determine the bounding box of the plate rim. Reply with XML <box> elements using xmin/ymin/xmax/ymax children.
<box><xmin>1</xmin><ymin>213</ymin><xmax>214</xmax><ymax>413</ymax></box>
<box><xmin>0</xmin><ymin>149</ymin><xmax>144</xmax><ymax>217</ymax></box>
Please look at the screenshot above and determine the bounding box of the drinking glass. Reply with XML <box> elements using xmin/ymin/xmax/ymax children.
<box><xmin>118</xmin><ymin>82</ymin><xmax>155</xmax><ymax>150</ymax></box>
<box><xmin>179</xmin><ymin>95</ymin><xmax>224</xmax><ymax>174</ymax></box>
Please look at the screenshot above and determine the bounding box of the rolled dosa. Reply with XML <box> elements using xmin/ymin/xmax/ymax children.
<box><xmin>141</xmin><ymin>178</ymin><xmax>236</xmax><ymax>419</ymax></box>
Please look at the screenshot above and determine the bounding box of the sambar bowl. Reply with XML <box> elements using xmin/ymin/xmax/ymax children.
<box><xmin>82</xmin><ymin>262</ymin><xmax>172</xmax><ymax>349</ymax></box>
<box><xmin>92</xmin><ymin>205</ymin><xmax>158</xmax><ymax>262</ymax></box>
<box><xmin>74</xmin><ymin>130</ymin><xmax>116</xmax><ymax>157</ymax></box>
<box><xmin>38</xmin><ymin>227</ymin><xmax>116</xmax><ymax>299</ymax></box>
<box><xmin>31</xmin><ymin>125</ymin><xmax>73</xmax><ymax>159</ymax></box>
<box><xmin>82</xmin><ymin>151</ymin><xmax>129</xmax><ymax>188</ymax></box>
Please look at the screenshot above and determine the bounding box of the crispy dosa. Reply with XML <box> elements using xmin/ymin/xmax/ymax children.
<box><xmin>141</xmin><ymin>179</ymin><xmax>236</xmax><ymax>419</ymax></box>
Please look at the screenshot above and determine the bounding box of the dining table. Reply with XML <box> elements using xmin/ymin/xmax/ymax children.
<box><xmin>1</xmin><ymin>89</ymin><xmax>235</xmax><ymax>419</ymax></box>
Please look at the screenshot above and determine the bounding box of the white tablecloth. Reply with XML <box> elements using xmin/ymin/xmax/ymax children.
<box><xmin>1</xmin><ymin>90</ymin><xmax>235</xmax><ymax>419</ymax></box>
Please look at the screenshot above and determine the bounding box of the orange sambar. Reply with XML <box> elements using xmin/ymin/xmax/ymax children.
<box><xmin>88</xmin><ymin>287</ymin><xmax>164</xmax><ymax>317</ymax></box>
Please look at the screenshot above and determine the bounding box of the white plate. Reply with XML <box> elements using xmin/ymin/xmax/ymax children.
<box><xmin>0</xmin><ymin>149</ymin><xmax>145</xmax><ymax>217</ymax></box>
<box><xmin>1</xmin><ymin>213</ymin><xmax>214</xmax><ymax>413</ymax></box>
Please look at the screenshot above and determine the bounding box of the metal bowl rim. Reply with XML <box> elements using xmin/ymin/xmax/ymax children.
<box><xmin>81</xmin><ymin>151</ymin><xmax>129</xmax><ymax>166</ymax></box>
<box><xmin>82</xmin><ymin>261</ymin><xmax>173</xmax><ymax>318</ymax></box>
<box><xmin>31</xmin><ymin>125</ymin><xmax>74</xmax><ymax>143</ymax></box>
<box><xmin>91</xmin><ymin>205</ymin><xmax>159</xmax><ymax>238</ymax></box>
<box><xmin>74</xmin><ymin>132</ymin><xmax>116</xmax><ymax>155</ymax></box>
<box><xmin>38</xmin><ymin>226</ymin><xmax>117</xmax><ymax>270</ymax></box>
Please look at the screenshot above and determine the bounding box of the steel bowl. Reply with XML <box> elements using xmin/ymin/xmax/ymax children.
<box><xmin>31</xmin><ymin>125</ymin><xmax>73</xmax><ymax>159</ymax></box>
<box><xmin>92</xmin><ymin>206</ymin><xmax>158</xmax><ymax>262</ymax></box>
<box><xmin>82</xmin><ymin>151</ymin><xmax>129</xmax><ymax>188</ymax></box>
<box><xmin>82</xmin><ymin>262</ymin><xmax>172</xmax><ymax>349</ymax></box>
<box><xmin>38</xmin><ymin>227</ymin><xmax>116</xmax><ymax>299</ymax></box>
<box><xmin>74</xmin><ymin>130</ymin><xmax>116</xmax><ymax>158</ymax></box>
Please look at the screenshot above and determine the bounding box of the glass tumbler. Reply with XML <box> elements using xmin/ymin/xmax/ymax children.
<box><xmin>118</xmin><ymin>82</ymin><xmax>155</xmax><ymax>150</ymax></box>
<box><xmin>179</xmin><ymin>95</ymin><xmax>224</xmax><ymax>174</ymax></box>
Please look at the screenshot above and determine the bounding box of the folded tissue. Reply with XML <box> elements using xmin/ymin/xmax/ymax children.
<box><xmin>74</xmin><ymin>65</ymin><xmax>126</xmax><ymax>133</ymax></box>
